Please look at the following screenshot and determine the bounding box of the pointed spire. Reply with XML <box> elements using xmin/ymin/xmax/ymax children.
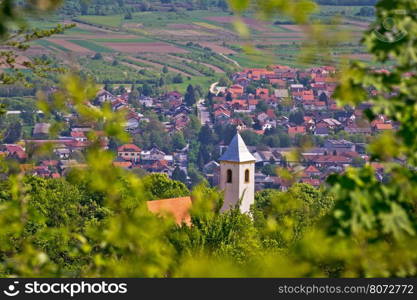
<box><xmin>219</xmin><ymin>132</ymin><xmax>256</xmax><ymax>163</ymax></box>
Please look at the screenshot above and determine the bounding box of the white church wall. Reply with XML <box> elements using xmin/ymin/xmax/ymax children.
<box><xmin>220</xmin><ymin>161</ymin><xmax>255</xmax><ymax>213</ymax></box>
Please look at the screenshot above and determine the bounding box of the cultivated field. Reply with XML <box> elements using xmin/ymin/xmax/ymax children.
<box><xmin>102</xmin><ymin>42</ymin><xmax>187</xmax><ymax>53</ymax></box>
<box><xmin>15</xmin><ymin>6</ymin><xmax>378</xmax><ymax>89</ymax></box>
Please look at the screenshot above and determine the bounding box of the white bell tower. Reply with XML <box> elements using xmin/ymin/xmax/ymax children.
<box><xmin>219</xmin><ymin>133</ymin><xmax>255</xmax><ymax>213</ymax></box>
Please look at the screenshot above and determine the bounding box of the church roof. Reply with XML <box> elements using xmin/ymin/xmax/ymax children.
<box><xmin>219</xmin><ymin>133</ymin><xmax>256</xmax><ymax>163</ymax></box>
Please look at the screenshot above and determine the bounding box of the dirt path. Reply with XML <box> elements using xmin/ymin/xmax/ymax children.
<box><xmin>210</xmin><ymin>81</ymin><xmax>219</xmax><ymax>94</ymax></box>
<box><xmin>219</xmin><ymin>53</ymin><xmax>240</xmax><ymax>68</ymax></box>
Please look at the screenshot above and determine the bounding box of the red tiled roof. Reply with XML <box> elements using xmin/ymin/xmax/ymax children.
<box><xmin>147</xmin><ymin>196</ymin><xmax>192</xmax><ymax>226</ymax></box>
<box><xmin>305</xmin><ymin>165</ymin><xmax>319</xmax><ymax>173</ymax></box>
<box><xmin>315</xmin><ymin>155</ymin><xmax>352</xmax><ymax>163</ymax></box>
<box><xmin>288</xmin><ymin>126</ymin><xmax>306</xmax><ymax>135</ymax></box>
<box><xmin>71</xmin><ymin>131</ymin><xmax>85</xmax><ymax>138</ymax></box>
<box><xmin>370</xmin><ymin>162</ymin><xmax>385</xmax><ymax>170</ymax></box>
<box><xmin>113</xmin><ymin>161</ymin><xmax>132</xmax><ymax>168</ymax></box>
<box><xmin>41</xmin><ymin>160</ymin><xmax>59</xmax><ymax>166</ymax></box>
<box><xmin>256</xmin><ymin>88</ymin><xmax>269</xmax><ymax>96</ymax></box>
<box><xmin>375</xmin><ymin>123</ymin><xmax>393</xmax><ymax>130</ymax></box>
<box><xmin>117</xmin><ymin>144</ymin><xmax>141</xmax><ymax>152</ymax></box>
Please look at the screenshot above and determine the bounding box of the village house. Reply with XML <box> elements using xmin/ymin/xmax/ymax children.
<box><xmin>324</xmin><ymin>139</ymin><xmax>355</xmax><ymax>154</ymax></box>
<box><xmin>117</xmin><ymin>144</ymin><xmax>141</xmax><ymax>162</ymax></box>
<box><xmin>288</xmin><ymin>126</ymin><xmax>306</xmax><ymax>137</ymax></box>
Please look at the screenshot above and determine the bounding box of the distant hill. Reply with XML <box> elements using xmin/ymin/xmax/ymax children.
<box><xmin>59</xmin><ymin>0</ymin><xmax>229</xmax><ymax>16</ymax></box>
<box><xmin>315</xmin><ymin>0</ymin><xmax>376</xmax><ymax>5</ymax></box>
<box><xmin>59</xmin><ymin>0</ymin><xmax>375</xmax><ymax>17</ymax></box>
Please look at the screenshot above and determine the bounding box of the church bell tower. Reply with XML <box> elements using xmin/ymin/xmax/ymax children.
<box><xmin>219</xmin><ymin>133</ymin><xmax>256</xmax><ymax>213</ymax></box>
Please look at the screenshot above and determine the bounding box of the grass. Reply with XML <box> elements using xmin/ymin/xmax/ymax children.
<box><xmin>27</xmin><ymin>16</ymin><xmax>62</xmax><ymax>29</ymax></box>
<box><xmin>76</xmin><ymin>15</ymin><xmax>123</xmax><ymax>28</ymax></box>
<box><xmin>165</xmin><ymin>76</ymin><xmax>217</xmax><ymax>94</ymax></box>
<box><xmin>120</xmin><ymin>57</ymin><xmax>155</xmax><ymax>69</ymax></box>
<box><xmin>22</xmin><ymin>125</ymin><xmax>34</xmax><ymax>139</ymax></box>
<box><xmin>124</xmin><ymin>10</ymin><xmax>233</xmax><ymax>29</ymax></box>
<box><xmin>77</xmin><ymin>57</ymin><xmax>155</xmax><ymax>83</ymax></box>
<box><xmin>69</xmin><ymin>40</ymin><xmax>114</xmax><ymax>53</ymax></box>
<box><xmin>64</xmin><ymin>27</ymin><xmax>96</xmax><ymax>35</ymax></box>
<box><xmin>193</xmin><ymin>22</ymin><xmax>224</xmax><ymax>31</ymax></box>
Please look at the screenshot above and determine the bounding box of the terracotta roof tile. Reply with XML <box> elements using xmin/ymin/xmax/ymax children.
<box><xmin>147</xmin><ymin>196</ymin><xmax>192</xmax><ymax>226</ymax></box>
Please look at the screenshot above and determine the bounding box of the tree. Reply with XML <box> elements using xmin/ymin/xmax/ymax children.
<box><xmin>172</xmin><ymin>131</ymin><xmax>186</xmax><ymax>150</ymax></box>
<box><xmin>143</xmin><ymin>173</ymin><xmax>189</xmax><ymax>200</ymax></box>
<box><xmin>357</xmin><ymin>6</ymin><xmax>374</xmax><ymax>17</ymax></box>
<box><xmin>141</xmin><ymin>83</ymin><xmax>153</xmax><ymax>96</ymax></box>
<box><xmin>92</xmin><ymin>52</ymin><xmax>103</xmax><ymax>60</ymax></box>
<box><xmin>279</xmin><ymin>133</ymin><xmax>291</xmax><ymax>147</ymax></box>
<box><xmin>289</xmin><ymin>110</ymin><xmax>305</xmax><ymax>125</ymax></box>
<box><xmin>187</xmin><ymin>164</ymin><xmax>207</xmax><ymax>187</ymax></box>
<box><xmin>256</xmin><ymin>101</ymin><xmax>268</xmax><ymax>113</ymax></box>
<box><xmin>104</xmin><ymin>83</ymin><xmax>113</xmax><ymax>93</ymax></box>
<box><xmin>240</xmin><ymin>130</ymin><xmax>262</xmax><ymax>146</ymax></box>
<box><xmin>3</xmin><ymin>121</ymin><xmax>22</xmax><ymax>143</ymax></box>
<box><xmin>198</xmin><ymin>124</ymin><xmax>215</xmax><ymax>145</ymax></box>
<box><xmin>263</xmin><ymin>135</ymin><xmax>280</xmax><ymax>147</ymax></box>
<box><xmin>158</xmin><ymin>76</ymin><xmax>165</xmax><ymax>87</ymax></box>
<box><xmin>128</xmin><ymin>86</ymin><xmax>140</xmax><ymax>105</ymax></box>
<box><xmin>172</xmin><ymin>166</ymin><xmax>187</xmax><ymax>184</ymax></box>
<box><xmin>80</xmin><ymin>1</ymin><xmax>89</xmax><ymax>15</ymax></box>
<box><xmin>261</xmin><ymin>164</ymin><xmax>277</xmax><ymax>176</ymax></box>
<box><xmin>225</xmin><ymin>92</ymin><xmax>233</xmax><ymax>102</ymax></box>
<box><xmin>218</xmin><ymin>76</ymin><xmax>231</xmax><ymax>87</ymax></box>
<box><xmin>254</xmin><ymin>184</ymin><xmax>333</xmax><ymax>246</ymax></box>
<box><xmin>172</xmin><ymin>73</ymin><xmax>183</xmax><ymax>84</ymax></box>
<box><xmin>351</xmin><ymin>156</ymin><xmax>365</xmax><ymax>167</ymax></box>
<box><xmin>162</xmin><ymin>65</ymin><xmax>169</xmax><ymax>74</ymax></box>
<box><xmin>124</xmin><ymin>11</ymin><xmax>133</xmax><ymax>19</ymax></box>
<box><xmin>184</xmin><ymin>84</ymin><xmax>197</xmax><ymax>107</ymax></box>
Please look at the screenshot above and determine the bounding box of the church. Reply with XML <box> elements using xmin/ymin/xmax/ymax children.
<box><xmin>218</xmin><ymin>132</ymin><xmax>256</xmax><ymax>213</ymax></box>
<box><xmin>146</xmin><ymin>132</ymin><xmax>255</xmax><ymax>225</ymax></box>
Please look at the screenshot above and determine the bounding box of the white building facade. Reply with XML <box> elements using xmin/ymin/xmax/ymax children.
<box><xmin>219</xmin><ymin>133</ymin><xmax>255</xmax><ymax>213</ymax></box>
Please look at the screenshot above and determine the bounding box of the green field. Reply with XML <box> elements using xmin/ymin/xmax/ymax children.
<box><xmin>69</xmin><ymin>40</ymin><xmax>114</xmax><ymax>53</ymax></box>
<box><xmin>76</xmin><ymin>14</ymin><xmax>124</xmax><ymax>28</ymax></box>
<box><xmin>20</xmin><ymin>5</ymin><xmax>375</xmax><ymax>88</ymax></box>
<box><xmin>35</xmin><ymin>40</ymin><xmax>70</xmax><ymax>52</ymax></box>
<box><xmin>77</xmin><ymin>57</ymin><xmax>158</xmax><ymax>83</ymax></box>
<box><xmin>165</xmin><ymin>76</ymin><xmax>219</xmax><ymax>94</ymax></box>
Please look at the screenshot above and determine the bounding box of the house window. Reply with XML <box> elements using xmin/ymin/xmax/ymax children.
<box><xmin>245</xmin><ymin>169</ymin><xmax>250</xmax><ymax>183</ymax></box>
<box><xmin>227</xmin><ymin>169</ymin><xmax>232</xmax><ymax>183</ymax></box>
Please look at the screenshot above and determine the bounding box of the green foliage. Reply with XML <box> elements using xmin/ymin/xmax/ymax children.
<box><xmin>254</xmin><ymin>184</ymin><xmax>334</xmax><ymax>247</ymax></box>
<box><xmin>327</xmin><ymin>166</ymin><xmax>417</xmax><ymax>240</ymax></box>
<box><xmin>3</xmin><ymin>120</ymin><xmax>22</xmax><ymax>143</ymax></box>
<box><xmin>184</xmin><ymin>84</ymin><xmax>197</xmax><ymax>107</ymax></box>
<box><xmin>143</xmin><ymin>173</ymin><xmax>190</xmax><ymax>200</ymax></box>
